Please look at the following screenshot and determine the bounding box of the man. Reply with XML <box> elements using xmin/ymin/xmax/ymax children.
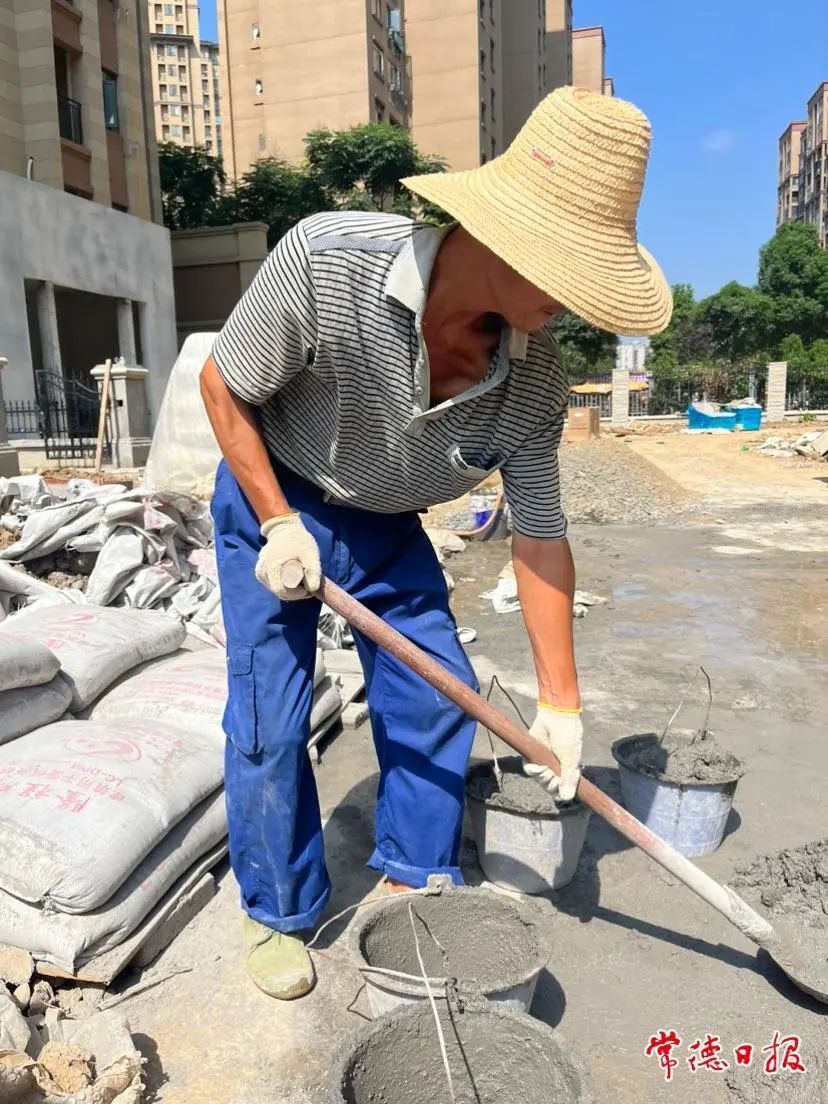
<box><xmin>201</xmin><ymin>87</ymin><xmax>671</xmax><ymax>1000</ymax></box>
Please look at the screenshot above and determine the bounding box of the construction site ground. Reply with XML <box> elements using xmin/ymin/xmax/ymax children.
<box><xmin>109</xmin><ymin>430</ymin><xmax>827</xmax><ymax>1104</ymax></box>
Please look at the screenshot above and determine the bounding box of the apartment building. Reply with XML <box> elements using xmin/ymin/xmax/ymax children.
<box><xmin>217</xmin><ymin>0</ymin><xmax>411</xmax><ymax>178</ymax></box>
<box><xmin>777</xmin><ymin>84</ymin><xmax>828</xmax><ymax>245</ymax></box>
<box><xmin>148</xmin><ymin>1</ymin><xmax>223</xmax><ymax>159</ymax></box>
<box><xmin>0</xmin><ymin>0</ymin><xmax>176</xmax><ymax>438</ymax></box>
<box><xmin>407</xmin><ymin>0</ymin><xmax>577</xmax><ymax>171</ymax></box>
<box><xmin>777</xmin><ymin>121</ymin><xmax>806</xmax><ymax>228</ymax></box>
<box><xmin>571</xmin><ymin>26</ymin><xmax>606</xmax><ymax>94</ymax></box>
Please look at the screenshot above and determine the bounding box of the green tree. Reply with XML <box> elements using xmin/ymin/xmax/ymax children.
<box><xmin>549</xmin><ymin>313</ymin><xmax>617</xmax><ymax>377</ymax></box>
<box><xmin>758</xmin><ymin>222</ymin><xmax>828</xmax><ymax>348</ymax></box>
<box><xmin>695</xmin><ymin>282</ymin><xmax>773</xmax><ymax>362</ymax></box>
<box><xmin>808</xmin><ymin>337</ymin><xmax>828</xmax><ymax>366</ymax></box>
<box><xmin>158</xmin><ymin>143</ymin><xmax>226</xmax><ymax>230</ymax></box>
<box><xmin>647</xmin><ymin>283</ymin><xmax>705</xmax><ymax>372</ymax></box>
<box><xmin>232</xmin><ymin>158</ymin><xmax>328</xmax><ymax>248</ymax></box>
<box><xmin>305</xmin><ymin>123</ymin><xmax>447</xmax><ymax>218</ymax></box>
<box><xmin>779</xmin><ymin>333</ymin><xmax>807</xmax><ymax>365</ymax></box>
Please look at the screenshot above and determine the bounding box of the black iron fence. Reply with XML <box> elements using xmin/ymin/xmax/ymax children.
<box><xmin>785</xmin><ymin>366</ymin><xmax>828</xmax><ymax>411</ymax></box>
<box><xmin>3</xmin><ymin>371</ymin><xmax>110</xmax><ymax>465</ymax></box>
<box><xmin>567</xmin><ymin>373</ymin><xmax>612</xmax><ymax>418</ymax></box>
<box><xmin>644</xmin><ymin>366</ymin><xmax>767</xmax><ymax>416</ymax></box>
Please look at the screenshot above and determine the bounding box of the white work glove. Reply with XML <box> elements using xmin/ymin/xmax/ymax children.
<box><xmin>255</xmin><ymin>513</ymin><xmax>322</xmax><ymax>600</ymax></box>
<box><xmin>523</xmin><ymin>704</ymin><xmax>583</xmax><ymax>801</ymax></box>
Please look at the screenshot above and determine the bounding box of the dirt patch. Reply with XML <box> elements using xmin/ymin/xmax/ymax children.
<box><xmin>356</xmin><ymin>889</ymin><xmax>541</xmax><ymax>990</ymax></box>
<box><xmin>335</xmin><ymin>1003</ymin><xmax>589</xmax><ymax>1104</ymax></box>
<box><xmin>613</xmin><ymin>730</ymin><xmax>745</xmax><ymax>785</ymax></box>
<box><xmin>36</xmin><ymin>1041</ymin><xmax>94</xmax><ymax>1093</ymax></box>
<box><xmin>466</xmin><ymin>756</ymin><xmax>569</xmax><ymax>816</ymax></box>
<box><xmin>725</xmin><ymin>1048</ymin><xmax>828</xmax><ymax>1103</ymax></box>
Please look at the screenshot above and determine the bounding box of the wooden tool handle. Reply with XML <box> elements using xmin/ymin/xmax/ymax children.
<box><xmin>281</xmin><ymin>559</ymin><xmax>306</xmax><ymax>590</ymax></box>
<box><xmin>318</xmin><ymin>577</ymin><xmax>776</xmax><ymax>949</ymax></box>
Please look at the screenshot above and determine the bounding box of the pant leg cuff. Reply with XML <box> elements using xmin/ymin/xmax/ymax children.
<box><xmin>243</xmin><ymin>880</ymin><xmax>331</xmax><ymax>935</ymax></box>
<box><xmin>366</xmin><ymin>849</ymin><xmax>464</xmax><ymax>889</ymax></box>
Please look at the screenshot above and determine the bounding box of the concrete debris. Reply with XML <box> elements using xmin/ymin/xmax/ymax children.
<box><xmin>424</xmin><ymin>527</ymin><xmax>467</xmax><ymax>563</ymax></box>
<box><xmin>756</xmin><ymin>431</ymin><xmax>828</xmax><ymax>460</ymax></box>
<box><xmin>0</xmin><ymin>1004</ymin><xmax>143</xmax><ymax>1103</ymax></box>
<box><xmin>0</xmin><ymin>946</ymin><xmax>34</xmax><ymax>987</ymax></box>
<box><xmin>28</xmin><ymin>982</ymin><xmax>55</xmax><ymax>1018</ymax></box>
<box><xmin>0</xmin><ymin>986</ymin><xmax>38</xmax><ymax>1054</ymax></box>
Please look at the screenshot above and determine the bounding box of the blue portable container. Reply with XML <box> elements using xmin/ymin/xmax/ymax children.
<box><xmin>725</xmin><ymin>404</ymin><xmax>762</xmax><ymax>430</ymax></box>
<box><xmin>687</xmin><ymin>406</ymin><xmax>738</xmax><ymax>431</ymax></box>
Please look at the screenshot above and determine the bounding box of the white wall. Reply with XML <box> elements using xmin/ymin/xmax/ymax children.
<box><xmin>0</xmin><ymin>170</ymin><xmax>177</xmax><ymax>422</ymax></box>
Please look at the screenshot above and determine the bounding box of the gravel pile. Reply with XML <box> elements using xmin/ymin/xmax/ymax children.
<box><xmin>559</xmin><ymin>438</ymin><xmax>695</xmax><ymax>525</ymax></box>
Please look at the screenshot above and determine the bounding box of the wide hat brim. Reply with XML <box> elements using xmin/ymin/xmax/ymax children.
<box><xmin>401</xmin><ymin>161</ymin><xmax>672</xmax><ymax>338</ymax></box>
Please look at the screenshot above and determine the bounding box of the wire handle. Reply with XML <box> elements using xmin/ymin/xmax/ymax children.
<box><xmin>660</xmin><ymin>665</ymin><xmax>714</xmax><ymax>745</ymax></box>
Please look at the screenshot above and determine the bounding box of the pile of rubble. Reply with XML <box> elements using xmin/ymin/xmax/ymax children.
<box><xmin>755</xmin><ymin>429</ymin><xmax>828</xmax><ymax>460</ymax></box>
<box><xmin>0</xmin><ymin>944</ymin><xmax>142</xmax><ymax>1103</ymax></box>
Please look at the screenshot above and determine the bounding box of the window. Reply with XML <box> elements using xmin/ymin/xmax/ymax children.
<box><xmin>175</xmin><ymin>24</ymin><xmax>184</xmax><ymax>33</ymax></box>
<box><xmin>491</xmin><ymin>135</ymin><xmax>496</xmax><ymax>159</ymax></box>
<box><xmin>490</xmin><ymin>88</ymin><xmax>495</xmax><ymax>119</ymax></box>
<box><xmin>480</xmin><ymin>49</ymin><xmax>486</xmax><ymax>77</ymax></box>
<box><xmin>181</xmin><ymin>105</ymin><xmax>189</xmax><ymax>120</ymax></box>
<box><xmin>206</xmin><ymin>139</ymin><xmax>213</xmax><ymax>150</ymax></box>
<box><xmin>479</xmin><ymin>0</ymin><xmax>485</xmax><ymax>24</ymax></box>
<box><xmin>166</xmin><ymin>44</ymin><xmax>175</xmax><ymax>55</ymax></box>
<box><xmin>159</xmin><ymin>83</ymin><xmax>167</xmax><ymax>98</ymax></box>
<box><xmin>162</xmin><ymin>124</ymin><xmax>170</xmax><ymax>139</ymax></box>
<box><xmin>480</xmin><ymin>98</ymin><xmax>486</xmax><ymax>125</ymax></box>
<box><xmin>183</xmin><ymin>126</ymin><xmax>190</xmax><ymax>140</ymax></box>
<box><xmin>372</xmin><ymin>41</ymin><xmax>384</xmax><ymax>78</ymax></box>
<box><xmin>254</xmin><ymin>77</ymin><xmax>263</xmax><ymax>96</ymax></box>
<box><xmin>374</xmin><ymin>96</ymin><xmax>385</xmax><ymax>122</ymax></box>
<box><xmin>164</xmin><ymin>23</ymin><xmax>173</xmax><ymax>33</ymax></box>
<box><xmin>178</xmin><ymin>65</ymin><xmax>186</xmax><ymax>79</ymax></box>
<box><xmin>169</xmin><ymin>84</ymin><xmax>178</xmax><ymax>96</ymax></box>
<box><xmin>481</xmin><ymin>150</ymin><xmax>487</xmax><ymax>163</ymax></box>
<box><xmin>203</xmin><ymin>79</ymin><xmax>209</xmax><ymax>92</ymax></box>
<box><xmin>490</xmin><ymin>38</ymin><xmax>495</xmax><ymax>69</ymax></box>
<box><xmin>171</xmin><ymin>125</ymin><xmax>181</xmax><ymax>137</ymax></box>
<box><xmin>160</xmin><ymin>106</ymin><xmax>169</xmax><ymax>121</ymax></box>
<box><xmin>205</xmin><ymin>125</ymin><xmax>212</xmax><ymax>135</ymax></box>
<box><xmin>251</xmin><ymin>21</ymin><xmax>260</xmax><ymax>39</ymax></box>
<box><xmin>155</xmin><ymin>23</ymin><xmax>162</xmax><ymax>32</ymax></box>
<box><xmin>371</xmin><ymin>0</ymin><xmax>382</xmax><ymax>20</ymax></box>
<box><xmin>175</xmin><ymin>4</ymin><xmax>183</xmax><ymax>16</ymax></box>
<box><xmin>204</xmin><ymin>109</ymin><xmax>211</xmax><ymax>121</ymax></box>
<box><xmin>390</xmin><ymin>63</ymin><xmax>400</xmax><ymax>90</ymax></box>
<box><xmin>170</xmin><ymin>104</ymin><xmax>180</xmax><ymax>115</ymax></box>
<box><xmin>203</xmin><ymin>95</ymin><xmax>210</xmax><ymax>106</ymax></box>
<box><xmin>155</xmin><ymin>44</ymin><xmax>163</xmax><ymax>58</ymax></box>
<box><xmin>177</xmin><ymin>45</ymin><xmax>185</xmax><ymax>58</ymax></box>
<box><xmin>201</xmin><ymin>64</ymin><xmax>208</xmax><ymax>76</ymax></box>
<box><xmin>157</xmin><ymin>64</ymin><xmax>165</xmax><ymax>80</ymax></box>
<box><xmin>163</xmin><ymin>3</ymin><xmax>172</xmax><ymax>13</ymax></box>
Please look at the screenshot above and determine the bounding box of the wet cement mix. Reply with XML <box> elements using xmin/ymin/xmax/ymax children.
<box><xmin>358</xmin><ymin>889</ymin><xmax>541</xmax><ymax>990</ymax></box>
<box><xmin>731</xmin><ymin>839</ymin><xmax>828</xmax><ymax>1003</ymax></box>
<box><xmin>615</xmin><ymin>728</ymin><xmax>745</xmax><ymax>785</ymax></box>
<box><xmin>465</xmin><ymin>756</ymin><xmax>572</xmax><ymax>816</ymax></box>
<box><xmin>337</xmin><ymin>1003</ymin><xmax>588</xmax><ymax>1104</ymax></box>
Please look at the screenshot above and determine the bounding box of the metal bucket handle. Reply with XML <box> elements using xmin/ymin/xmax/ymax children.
<box><xmin>659</xmin><ymin>665</ymin><xmax>713</xmax><ymax>746</ymax></box>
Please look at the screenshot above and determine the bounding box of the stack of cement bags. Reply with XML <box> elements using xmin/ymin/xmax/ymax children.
<box><xmin>0</xmin><ymin>640</ymin><xmax>71</xmax><ymax>745</ymax></box>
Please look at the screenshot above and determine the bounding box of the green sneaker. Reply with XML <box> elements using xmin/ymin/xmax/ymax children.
<box><xmin>242</xmin><ymin>915</ymin><xmax>316</xmax><ymax>1000</ymax></box>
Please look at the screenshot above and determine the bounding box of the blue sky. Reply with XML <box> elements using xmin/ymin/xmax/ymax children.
<box><xmin>198</xmin><ymin>0</ymin><xmax>828</xmax><ymax>297</ymax></box>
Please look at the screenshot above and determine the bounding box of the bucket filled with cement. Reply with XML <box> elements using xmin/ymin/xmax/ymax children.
<box><xmin>466</xmin><ymin>757</ymin><xmax>591</xmax><ymax>894</ymax></box>
<box><xmin>612</xmin><ymin>729</ymin><xmax>745</xmax><ymax>858</ymax></box>
<box><xmin>349</xmin><ymin>882</ymin><xmax>546</xmax><ymax>1018</ymax></box>
<box><xmin>332</xmin><ymin>1000</ymin><xmax>592</xmax><ymax>1104</ymax></box>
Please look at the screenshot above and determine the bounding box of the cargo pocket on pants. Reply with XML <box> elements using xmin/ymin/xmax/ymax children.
<box><xmin>224</xmin><ymin>642</ymin><xmax>259</xmax><ymax>754</ymax></box>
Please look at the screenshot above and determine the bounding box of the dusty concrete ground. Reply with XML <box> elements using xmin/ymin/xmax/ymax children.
<box><xmin>111</xmin><ymin>440</ymin><xmax>826</xmax><ymax>1104</ymax></box>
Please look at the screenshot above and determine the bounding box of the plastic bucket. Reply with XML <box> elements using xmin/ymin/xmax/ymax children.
<box><xmin>611</xmin><ymin>734</ymin><xmax>741</xmax><ymax>858</ymax></box>
<box><xmin>466</xmin><ymin>759</ymin><xmax>591</xmax><ymax>894</ymax></box>
<box><xmin>349</xmin><ymin>882</ymin><xmax>546</xmax><ymax>1018</ymax></box>
<box><xmin>331</xmin><ymin>1000</ymin><xmax>593</xmax><ymax>1104</ymax></box>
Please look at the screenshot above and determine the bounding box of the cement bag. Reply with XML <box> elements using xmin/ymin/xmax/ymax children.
<box><xmin>91</xmin><ymin>648</ymin><xmax>328</xmax><ymax>736</ymax></box>
<box><xmin>0</xmin><ymin>716</ymin><xmax>224</xmax><ymax>912</ymax></box>
<box><xmin>0</xmin><ymin>677</ymin><xmax>72</xmax><ymax>745</ymax></box>
<box><xmin>0</xmin><ymin>790</ymin><xmax>226</xmax><ymax>972</ymax></box>
<box><xmin>0</xmin><ymin>605</ymin><xmax>186</xmax><ymax>710</ymax></box>
<box><xmin>0</xmin><ymin>639</ymin><xmax>59</xmax><ymax>691</ymax></box>
<box><xmin>311</xmin><ymin>675</ymin><xmax>342</xmax><ymax>733</ymax></box>
<box><xmin>142</xmin><ymin>333</ymin><xmax>221</xmax><ymax>496</ymax></box>
<box><xmin>90</xmin><ymin>649</ymin><xmax>227</xmax><ymax>739</ymax></box>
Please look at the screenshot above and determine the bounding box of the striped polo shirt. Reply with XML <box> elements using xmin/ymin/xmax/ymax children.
<box><xmin>211</xmin><ymin>212</ymin><xmax>569</xmax><ymax>538</ymax></box>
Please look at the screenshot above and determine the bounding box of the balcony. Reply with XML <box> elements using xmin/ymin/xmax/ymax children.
<box><xmin>390</xmin><ymin>88</ymin><xmax>406</xmax><ymax>115</ymax></box>
<box><xmin>57</xmin><ymin>95</ymin><xmax>83</xmax><ymax>144</ymax></box>
<box><xmin>387</xmin><ymin>28</ymin><xmax>404</xmax><ymax>56</ymax></box>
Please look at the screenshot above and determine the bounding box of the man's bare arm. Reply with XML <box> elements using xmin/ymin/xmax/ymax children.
<box><xmin>200</xmin><ymin>356</ymin><xmax>291</xmax><ymax>524</ymax></box>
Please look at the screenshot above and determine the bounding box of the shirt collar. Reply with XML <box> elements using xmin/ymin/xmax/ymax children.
<box><xmin>384</xmin><ymin>223</ymin><xmax>529</xmax><ymax>363</ymax></box>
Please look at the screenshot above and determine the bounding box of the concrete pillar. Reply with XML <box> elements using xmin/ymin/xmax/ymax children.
<box><xmin>91</xmin><ymin>361</ymin><xmax>151</xmax><ymax>468</ymax></box>
<box><xmin>611</xmin><ymin>366</ymin><xmax>630</xmax><ymax>426</ymax></box>
<box><xmin>766</xmin><ymin>362</ymin><xmax>788</xmax><ymax>424</ymax></box>
<box><xmin>36</xmin><ymin>282</ymin><xmax>62</xmax><ymax>380</ymax></box>
<box><xmin>117</xmin><ymin>300</ymin><xmax>138</xmax><ymax>368</ymax></box>
<box><xmin>0</xmin><ymin>357</ymin><xmax>21</xmax><ymax>478</ymax></box>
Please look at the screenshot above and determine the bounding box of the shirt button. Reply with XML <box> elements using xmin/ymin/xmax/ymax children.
<box><xmin>414</xmin><ymin>385</ymin><xmax>423</xmax><ymax>396</ymax></box>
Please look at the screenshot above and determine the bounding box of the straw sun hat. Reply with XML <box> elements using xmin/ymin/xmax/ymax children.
<box><xmin>401</xmin><ymin>86</ymin><xmax>672</xmax><ymax>337</ymax></box>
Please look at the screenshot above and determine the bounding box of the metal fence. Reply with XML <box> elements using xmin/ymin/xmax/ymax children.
<box><xmin>57</xmin><ymin>95</ymin><xmax>83</xmax><ymax>146</ymax></box>
<box><xmin>785</xmin><ymin>367</ymin><xmax>828</xmax><ymax>411</ymax></box>
<box><xmin>644</xmin><ymin>367</ymin><xmax>767</xmax><ymax>416</ymax></box>
<box><xmin>567</xmin><ymin>374</ymin><xmax>612</xmax><ymax>418</ymax></box>
<box><xmin>2</xmin><ymin>371</ymin><xmax>110</xmax><ymax>465</ymax></box>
